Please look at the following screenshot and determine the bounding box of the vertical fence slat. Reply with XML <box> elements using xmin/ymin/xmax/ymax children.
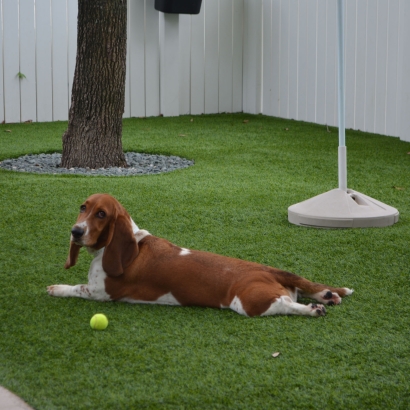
<box><xmin>287</xmin><ymin>0</ymin><xmax>298</xmax><ymax>120</ymax></box>
<box><xmin>145</xmin><ymin>0</ymin><xmax>160</xmax><ymax>117</ymax></box>
<box><xmin>0</xmin><ymin>3</ymin><xmax>3</xmax><ymax>123</ymax></box>
<box><xmin>218</xmin><ymin>0</ymin><xmax>233</xmax><ymax>113</ymax></box>
<box><xmin>262</xmin><ymin>0</ymin><xmax>273</xmax><ymax>116</ymax></box>
<box><xmin>385</xmin><ymin>0</ymin><xmax>399</xmax><ymax>137</ymax></box>
<box><xmin>3</xmin><ymin>0</ymin><xmax>20</xmax><ymax>123</ymax></box>
<box><xmin>325</xmin><ymin>0</ymin><xmax>337</xmax><ymax>127</ymax></box>
<box><xmin>36</xmin><ymin>0</ymin><xmax>53</xmax><ymax>122</ymax></box>
<box><xmin>306</xmin><ymin>0</ymin><xmax>317</xmax><ymax>123</ymax></box>
<box><xmin>19</xmin><ymin>0</ymin><xmax>37</xmax><ymax>122</ymax></box>
<box><xmin>315</xmin><ymin>3</ymin><xmax>326</xmax><ymax>125</ymax></box>
<box><xmin>354</xmin><ymin>1</ymin><xmax>366</xmax><ymax>131</ymax></box>
<box><xmin>190</xmin><ymin>9</ymin><xmax>205</xmax><ymax>115</ymax></box>
<box><xmin>160</xmin><ymin>13</ymin><xmax>179</xmax><ymax>116</ymax></box>
<box><xmin>232</xmin><ymin>0</ymin><xmax>243</xmax><ymax>113</ymax></box>
<box><xmin>51</xmin><ymin>0</ymin><xmax>69</xmax><ymax>121</ymax></box>
<box><xmin>278</xmin><ymin>0</ymin><xmax>289</xmax><ymax>118</ymax></box>
<box><xmin>67</xmin><ymin>0</ymin><xmax>77</xmax><ymax>111</ymax></box>
<box><xmin>297</xmin><ymin>0</ymin><xmax>308</xmax><ymax>122</ymax></box>
<box><xmin>374</xmin><ymin>0</ymin><xmax>388</xmax><ymax>135</ymax></box>
<box><xmin>0</xmin><ymin>2</ymin><xmax>3</xmax><ymax>123</ymax></box>
<box><xmin>269</xmin><ymin>0</ymin><xmax>281</xmax><ymax>117</ymax></box>
<box><xmin>179</xmin><ymin>15</ymin><xmax>191</xmax><ymax>115</ymax></box>
<box><xmin>363</xmin><ymin>4</ymin><xmax>377</xmax><ymax>133</ymax></box>
<box><xmin>243</xmin><ymin>0</ymin><xmax>262</xmax><ymax>114</ymax></box>
<box><xmin>397</xmin><ymin>0</ymin><xmax>410</xmax><ymax>142</ymax></box>
<box><xmin>204</xmin><ymin>0</ymin><xmax>219</xmax><ymax>114</ymax></box>
<box><xmin>345</xmin><ymin>0</ymin><xmax>356</xmax><ymax>130</ymax></box>
<box><xmin>129</xmin><ymin>0</ymin><xmax>145</xmax><ymax>117</ymax></box>
<box><xmin>124</xmin><ymin>0</ymin><xmax>131</xmax><ymax>118</ymax></box>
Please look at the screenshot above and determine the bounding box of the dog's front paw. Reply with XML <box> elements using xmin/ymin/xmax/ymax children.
<box><xmin>309</xmin><ymin>303</ymin><xmax>326</xmax><ymax>317</ymax></box>
<box><xmin>47</xmin><ymin>285</ymin><xmax>70</xmax><ymax>297</ymax></box>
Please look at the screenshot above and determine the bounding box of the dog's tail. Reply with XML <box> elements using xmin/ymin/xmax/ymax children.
<box><xmin>271</xmin><ymin>269</ymin><xmax>353</xmax><ymax>300</ymax></box>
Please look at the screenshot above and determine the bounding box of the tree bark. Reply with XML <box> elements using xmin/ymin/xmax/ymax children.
<box><xmin>61</xmin><ymin>0</ymin><xmax>127</xmax><ymax>169</ymax></box>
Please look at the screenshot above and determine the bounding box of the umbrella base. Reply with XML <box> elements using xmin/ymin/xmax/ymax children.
<box><xmin>288</xmin><ymin>188</ymin><xmax>399</xmax><ymax>228</ymax></box>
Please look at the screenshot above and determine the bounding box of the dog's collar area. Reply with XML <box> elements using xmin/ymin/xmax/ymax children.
<box><xmin>131</xmin><ymin>217</ymin><xmax>152</xmax><ymax>243</ymax></box>
<box><xmin>87</xmin><ymin>247</ymin><xmax>105</xmax><ymax>257</ymax></box>
<box><xmin>135</xmin><ymin>229</ymin><xmax>151</xmax><ymax>243</ymax></box>
<box><xmin>130</xmin><ymin>218</ymin><xmax>139</xmax><ymax>235</ymax></box>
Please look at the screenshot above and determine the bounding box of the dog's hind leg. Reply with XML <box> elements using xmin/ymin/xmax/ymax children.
<box><xmin>271</xmin><ymin>269</ymin><xmax>354</xmax><ymax>306</ymax></box>
<box><xmin>229</xmin><ymin>281</ymin><xmax>327</xmax><ymax>317</ymax></box>
<box><xmin>261</xmin><ymin>296</ymin><xmax>327</xmax><ymax>317</ymax></box>
<box><xmin>301</xmin><ymin>287</ymin><xmax>354</xmax><ymax>306</ymax></box>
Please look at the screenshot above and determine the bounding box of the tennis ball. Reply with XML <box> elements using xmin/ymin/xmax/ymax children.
<box><xmin>90</xmin><ymin>313</ymin><xmax>108</xmax><ymax>330</ymax></box>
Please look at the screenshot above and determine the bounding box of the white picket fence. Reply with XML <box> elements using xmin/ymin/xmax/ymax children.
<box><xmin>0</xmin><ymin>0</ymin><xmax>409</xmax><ymax>142</ymax></box>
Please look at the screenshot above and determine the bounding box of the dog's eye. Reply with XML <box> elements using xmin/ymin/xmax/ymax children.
<box><xmin>80</xmin><ymin>205</ymin><xmax>86</xmax><ymax>212</ymax></box>
<box><xmin>96</xmin><ymin>211</ymin><xmax>106</xmax><ymax>219</ymax></box>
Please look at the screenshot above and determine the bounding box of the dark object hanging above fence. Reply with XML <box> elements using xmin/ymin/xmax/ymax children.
<box><xmin>155</xmin><ymin>0</ymin><xmax>202</xmax><ymax>15</ymax></box>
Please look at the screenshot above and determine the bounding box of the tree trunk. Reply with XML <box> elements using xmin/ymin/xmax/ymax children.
<box><xmin>61</xmin><ymin>0</ymin><xmax>127</xmax><ymax>169</ymax></box>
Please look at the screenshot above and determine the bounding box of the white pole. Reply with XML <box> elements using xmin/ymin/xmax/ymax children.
<box><xmin>337</xmin><ymin>0</ymin><xmax>347</xmax><ymax>191</ymax></box>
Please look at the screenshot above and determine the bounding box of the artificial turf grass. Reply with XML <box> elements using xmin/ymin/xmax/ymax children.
<box><xmin>0</xmin><ymin>113</ymin><xmax>409</xmax><ymax>409</ymax></box>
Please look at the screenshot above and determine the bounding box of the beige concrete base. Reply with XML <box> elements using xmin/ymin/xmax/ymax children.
<box><xmin>288</xmin><ymin>188</ymin><xmax>399</xmax><ymax>228</ymax></box>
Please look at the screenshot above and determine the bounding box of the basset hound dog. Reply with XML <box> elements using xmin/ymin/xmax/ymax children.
<box><xmin>47</xmin><ymin>194</ymin><xmax>353</xmax><ymax>317</ymax></box>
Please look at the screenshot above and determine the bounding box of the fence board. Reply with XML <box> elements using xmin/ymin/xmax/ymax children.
<box><xmin>325</xmin><ymin>0</ymin><xmax>337</xmax><ymax>127</ymax></box>
<box><xmin>204</xmin><ymin>0</ymin><xmax>219</xmax><ymax>114</ymax></box>
<box><xmin>232</xmin><ymin>0</ymin><xmax>243</xmax><ymax>113</ymax></box>
<box><xmin>243</xmin><ymin>0</ymin><xmax>262</xmax><ymax>114</ymax></box>
<box><xmin>67</xmin><ymin>0</ymin><xmax>77</xmax><ymax>109</ymax></box>
<box><xmin>129</xmin><ymin>0</ymin><xmax>145</xmax><ymax>117</ymax></box>
<box><xmin>160</xmin><ymin>13</ymin><xmax>179</xmax><ymax>117</ymax></box>
<box><xmin>374</xmin><ymin>0</ymin><xmax>388</xmax><ymax>135</ymax></box>
<box><xmin>36</xmin><ymin>0</ymin><xmax>53</xmax><ymax>122</ymax></box>
<box><xmin>385</xmin><ymin>0</ymin><xmax>399</xmax><ymax>137</ymax></box>
<box><xmin>52</xmin><ymin>0</ymin><xmax>69</xmax><ymax>121</ymax></box>
<box><xmin>190</xmin><ymin>10</ymin><xmax>205</xmax><ymax>115</ymax></box>
<box><xmin>287</xmin><ymin>0</ymin><xmax>298</xmax><ymax>120</ymax></box>
<box><xmin>345</xmin><ymin>0</ymin><xmax>356</xmax><ymax>130</ymax></box>
<box><xmin>179</xmin><ymin>15</ymin><xmax>191</xmax><ymax>115</ymax></box>
<box><xmin>364</xmin><ymin>4</ymin><xmax>377</xmax><ymax>133</ymax></box>
<box><xmin>297</xmin><ymin>0</ymin><xmax>308</xmax><ymax>122</ymax></box>
<box><xmin>219</xmin><ymin>0</ymin><xmax>233</xmax><ymax>113</ymax></box>
<box><xmin>315</xmin><ymin>2</ymin><xmax>326</xmax><ymax>125</ymax></box>
<box><xmin>19</xmin><ymin>0</ymin><xmax>37</xmax><ymax>122</ymax></box>
<box><xmin>3</xmin><ymin>0</ymin><xmax>20</xmax><ymax>123</ymax></box>
<box><xmin>305</xmin><ymin>0</ymin><xmax>317</xmax><ymax>123</ymax></box>
<box><xmin>397</xmin><ymin>0</ymin><xmax>410</xmax><ymax>142</ymax></box>
<box><xmin>124</xmin><ymin>1</ymin><xmax>131</xmax><ymax>119</ymax></box>
<box><xmin>145</xmin><ymin>0</ymin><xmax>160</xmax><ymax>117</ymax></box>
<box><xmin>0</xmin><ymin>4</ymin><xmax>3</xmax><ymax>123</ymax></box>
<box><xmin>262</xmin><ymin>0</ymin><xmax>273</xmax><ymax>116</ymax></box>
<box><xmin>354</xmin><ymin>0</ymin><xmax>366</xmax><ymax>131</ymax></box>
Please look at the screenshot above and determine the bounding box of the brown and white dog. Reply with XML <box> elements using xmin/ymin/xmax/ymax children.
<box><xmin>47</xmin><ymin>194</ymin><xmax>353</xmax><ymax>317</ymax></box>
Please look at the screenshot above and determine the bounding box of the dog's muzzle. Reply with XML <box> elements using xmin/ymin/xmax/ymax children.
<box><xmin>71</xmin><ymin>226</ymin><xmax>85</xmax><ymax>240</ymax></box>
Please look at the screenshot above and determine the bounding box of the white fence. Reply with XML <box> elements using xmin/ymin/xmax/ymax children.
<box><xmin>256</xmin><ymin>0</ymin><xmax>410</xmax><ymax>142</ymax></box>
<box><xmin>0</xmin><ymin>0</ymin><xmax>409</xmax><ymax>142</ymax></box>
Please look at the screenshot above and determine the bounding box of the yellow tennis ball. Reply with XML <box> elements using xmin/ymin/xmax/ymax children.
<box><xmin>90</xmin><ymin>313</ymin><xmax>108</xmax><ymax>330</ymax></box>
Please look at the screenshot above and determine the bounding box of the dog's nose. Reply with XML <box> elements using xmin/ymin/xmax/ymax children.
<box><xmin>71</xmin><ymin>226</ymin><xmax>85</xmax><ymax>239</ymax></box>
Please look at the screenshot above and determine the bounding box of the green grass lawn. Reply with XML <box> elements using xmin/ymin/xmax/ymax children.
<box><xmin>0</xmin><ymin>113</ymin><xmax>409</xmax><ymax>409</ymax></box>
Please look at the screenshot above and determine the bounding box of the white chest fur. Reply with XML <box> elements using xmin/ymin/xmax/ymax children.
<box><xmin>85</xmin><ymin>249</ymin><xmax>111</xmax><ymax>301</ymax></box>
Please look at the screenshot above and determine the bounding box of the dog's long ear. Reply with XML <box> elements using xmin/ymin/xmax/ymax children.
<box><xmin>64</xmin><ymin>242</ymin><xmax>82</xmax><ymax>269</ymax></box>
<box><xmin>102</xmin><ymin>214</ymin><xmax>139</xmax><ymax>277</ymax></box>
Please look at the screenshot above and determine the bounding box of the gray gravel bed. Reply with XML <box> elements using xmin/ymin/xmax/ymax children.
<box><xmin>0</xmin><ymin>152</ymin><xmax>194</xmax><ymax>176</ymax></box>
